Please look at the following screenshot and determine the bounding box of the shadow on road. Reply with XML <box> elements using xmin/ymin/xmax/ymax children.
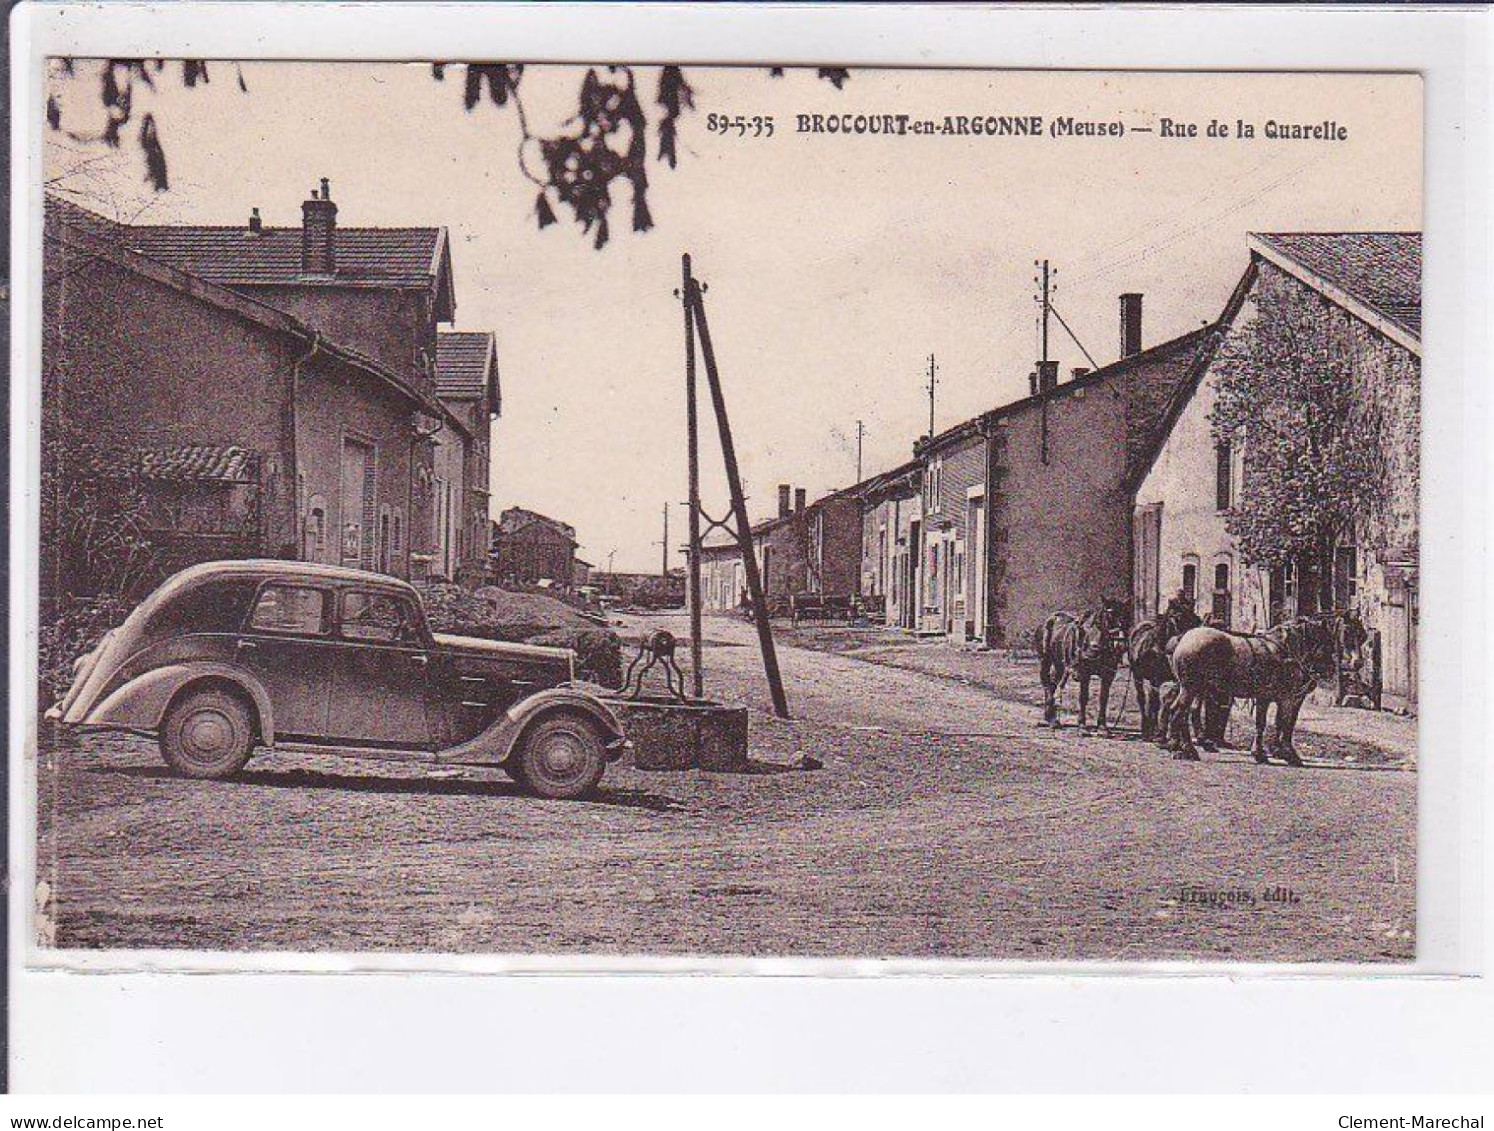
<box><xmin>87</xmin><ymin>763</ymin><xmax>689</xmax><ymax>812</ymax></box>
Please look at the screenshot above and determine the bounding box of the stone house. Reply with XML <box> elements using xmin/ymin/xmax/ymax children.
<box><xmin>41</xmin><ymin>196</ymin><xmax>457</xmax><ymax>607</ymax></box>
<box><xmin>491</xmin><ymin>507</ymin><xmax>579</xmax><ymax>588</ymax></box>
<box><xmin>433</xmin><ymin>331</ymin><xmax>501</xmax><ymax>585</ymax></box>
<box><xmin>857</xmin><ymin>459</ymin><xmax>922</xmax><ymax>629</ymax></box>
<box><xmin>911</xmin><ymin>295</ymin><xmax>1212</xmax><ymax>646</ymax></box>
<box><xmin>1130</xmin><ymin>232</ymin><xmax>1421</xmax><ymax>709</ymax></box>
<box><xmin>696</xmin><ymin>482</ymin><xmax>862</xmax><ymax>615</ymax></box>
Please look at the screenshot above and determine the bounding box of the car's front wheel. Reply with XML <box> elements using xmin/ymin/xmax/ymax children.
<box><xmin>515</xmin><ymin>714</ymin><xmax>606</xmax><ymax>800</ymax></box>
<box><xmin>160</xmin><ymin>687</ymin><xmax>256</xmax><ymax>780</ymax></box>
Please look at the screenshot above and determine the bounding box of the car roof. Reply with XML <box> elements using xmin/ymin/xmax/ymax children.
<box><xmin>154</xmin><ymin>559</ymin><xmax>421</xmax><ymax>598</ymax></box>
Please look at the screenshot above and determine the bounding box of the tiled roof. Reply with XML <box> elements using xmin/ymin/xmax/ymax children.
<box><xmin>436</xmin><ymin>331</ymin><xmax>495</xmax><ymax>399</ymax></box>
<box><xmin>121</xmin><ymin>225</ymin><xmax>444</xmax><ymax>288</ymax></box>
<box><xmin>90</xmin><ymin>445</ymin><xmax>261</xmax><ymax>483</ymax></box>
<box><xmin>1252</xmin><ymin>232</ymin><xmax>1422</xmax><ymax>339</ymax></box>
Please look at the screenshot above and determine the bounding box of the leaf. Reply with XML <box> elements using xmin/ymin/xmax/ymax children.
<box><xmin>817</xmin><ymin>67</ymin><xmax>850</xmax><ymax>89</ymax></box>
<box><xmin>535</xmin><ymin>191</ymin><xmax>557</xmax><ymax>230</ymax></box>
<box><xmin>593</xmin><ymin>213</ymin><xmax>609</xmax><ymax>250</ymax></box>
<box><xmin>139</xmin><ymin>113</ymin><xmax>168</xmax><ymax>191</ymax></box>
<box><xmin>46</xmin><ymin>95</ymin><xmax>61</xmax><ymax>130</ymax></box>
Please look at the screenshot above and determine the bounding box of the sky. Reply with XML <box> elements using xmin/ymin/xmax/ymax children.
<box><xmin>44</xmin><ymin>64</ymin><xmax>1421</xmax><ymax>572</ymax></box>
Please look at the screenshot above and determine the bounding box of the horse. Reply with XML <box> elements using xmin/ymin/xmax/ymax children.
<box><xmin>1126</xmin><ymin>595</ymin><xmax>1203</xmax><ymax>741</ymax></box>
<box><xmin>1167</xmin><ymin>612</ymin><xmax>1353</xmax><ymax>765</ymax></box>
<box><xmin>1036</xmin><ymin>597</ymin><xmax>1130</xmax><ymax>733</ymax></box>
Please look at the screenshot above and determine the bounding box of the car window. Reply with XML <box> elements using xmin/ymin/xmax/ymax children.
<box><xmin>340</xmin><ymin>591</ymin><xmax>414</xmax><ymax>644</ymax></box>
<box><xmin>247</xmin><ymin>584</ymin><xmax>328</xmax><ymax>636</ymax></box>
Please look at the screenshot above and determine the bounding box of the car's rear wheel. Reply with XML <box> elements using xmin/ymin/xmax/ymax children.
<box><xmin>160</xmin><ymin>687</ymin><xmax>255</xmax><ymax>780</ymax></box>
<box><xmin>516</xmin><ymin>714</ymin><xmax>606</xmax><ymax>800</ymax></box>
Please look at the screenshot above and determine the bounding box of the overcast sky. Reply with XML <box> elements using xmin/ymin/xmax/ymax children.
<box><xmin>45</xmin><ymin>64</ymin><xmax>1421</xmax><ymax>571</ymax></box>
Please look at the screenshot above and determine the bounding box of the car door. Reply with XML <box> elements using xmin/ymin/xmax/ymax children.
<box><xmin>235</xmin><ymin>582</ymin><xmax>335</xmax><ymax>739</ymax></box>
<box><xmin>327</xmin><ymin>588</ymin><xmax>433</xmax><ymax>749</ymax></box>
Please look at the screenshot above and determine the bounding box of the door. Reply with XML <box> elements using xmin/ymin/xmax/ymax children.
<box><xmin>235</xmin><ymin>582</ymin><xmax>335</xmax><ymax>738</ymax></box>
<box><xmin>968</xmin><ymin>497</ymin><xmax>986</xmax><ymax>638</ymax></box>
<box><xmin>1133</xmin><ymin>503</ymin><xmax>1161</xmax><ymax>622</ymax></box>
<box><xmin>340</xmin><ymin>438</ymin><xmax>375</xmax><ymax>569</ymax></box>
<box><xmin>327</xmin><ymin>588</ymin><xmax>433</xmax><ymax>748</ymax></box>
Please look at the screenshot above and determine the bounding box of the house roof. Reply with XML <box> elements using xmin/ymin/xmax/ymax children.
<box><xmin>90</xmin><ymin>444</ymin><xmax>261</xmax><ymax>483</ymax></box>
<box><xmin>1129</xmin><ymin>230</ymin><xmax>1424</xmax><ymax>492</ymax></box>
<box><xmin>436</xmin><ymin>331</ymin><xmax>501</xmax><ymax>412</ymax></box>
<box><xmin>46</xmin><ymin>195</ymin><xmax>460</xmax><ymax>429</ymax></box>
<box><xmin>46</xmin><ymin>193</ymin><xmax>457</xmax><ymax>319</ymax></box>
<box><xmin>497</xmin><ymin>507</ymin><xmax>577</xmax><ymax>544</ymax></box>
<box><xmin>920</xmin><ymin>323</ymin><xmax>1216</xmax><ymax>457</ymax></box>
<box><xmin>1250</xmin><ymin>232</ymin><xmax>1422</xmax><ymax>349</ymax></box>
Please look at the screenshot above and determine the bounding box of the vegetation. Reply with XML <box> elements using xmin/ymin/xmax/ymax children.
<box><xmin>1209</xmin><ymin>270</ymin><xmax>1387</xmax><ymax>609</ymax></box>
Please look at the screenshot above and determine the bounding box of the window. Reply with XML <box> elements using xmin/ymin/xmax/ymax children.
<box><xmin>1334</xmin><ymin>546</ymin><xmax>1359</xmax><ymax>609</ymax></box>
<box><xmin>1212</xmin><ymin>562</ymin><xmax>1231</xmax><ymax>627</ymax></box>
<box><xmin>1181</xmin><ymin>562</ymin><xmax>1197</xmax><ymax>605</ymax></box>
<box><xmin>1215</xmin><ymin>441</ymin><xmax>1233</xmax><ymax>512</ymax></box>
<box><xmin>248</xmin><ymin>585</ymin><xmax>328</xmax><ymax>636</ymax></box>
<box><xmin>340</xmin><ymin>591</ymin><xmax>414</xmax><ymax>643</ymax></box>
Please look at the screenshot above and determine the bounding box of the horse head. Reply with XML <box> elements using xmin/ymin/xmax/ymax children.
<box><xmin>1085</xmin><ymin>598</ymin><xmax>1130</xmax><ymax>661</ymax></box>
<box><xmin>1278</xmin><ymin>614</ymin><xmax>1342</xmax><ymax>678</ymax></box>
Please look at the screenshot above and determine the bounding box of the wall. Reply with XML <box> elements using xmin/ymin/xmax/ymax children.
<box><xmin>807</xmin><ymin>494</ymin><xmax>863</xmax><ymax>598</ymax></box>
<box><xmin>993</xmin><ymin>386</ymin><xmax>1131</xmax><ymax>646</ymax></box>
<box><xmin>240</xmin><ymin>284</ymin><xmax>436</xmax><ymax>394</ymax></box>
<box><xmin>918</xmin><ymin>433</ymin><xmax>987</xmax><ymax>637</ymax></box>
<box><xmin>495</xmin><ymin>523</ymin><xmax>576</xmax><ymax>586</ymax></box>
<box><xmin>860</xmin><ymin>481</ymin><xmax>922</xmax><ymax>629</ymax></box>
<box><xmin>1133</xmin><ymin>259</ymin><xmax>1420</xmax><ymax>706</ymax></box>
<box><xmin>699</xmin><ymin>548</ymin><xmax>745</xmax><ymax>613</ymax></box>
<box><xmin>42</xmin><ymin>243</ymin><xmax>299</xmax><ymax>601</ymax></box>
<box><xmin>294</xmin><ymin>353</ymin><xmax>425</xmax><ymax>580</ymax></box>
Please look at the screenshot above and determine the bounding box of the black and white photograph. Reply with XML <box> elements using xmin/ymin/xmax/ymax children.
<box><xmin>28</xmin><ymin>58</ymin><xmax>1423</xmax><ymax>965</ymax></box>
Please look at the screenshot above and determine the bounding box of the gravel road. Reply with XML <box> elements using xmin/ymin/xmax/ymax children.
<box><xmin>34</xmin><ymin>612</ymin><xmax>1415</xmax><ymax>961</ymax></box>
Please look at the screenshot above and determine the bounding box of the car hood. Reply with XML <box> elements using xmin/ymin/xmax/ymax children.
<box><xmin>431</xmin><ymin>632</ymin><xmax>574</xmax><ymax>663</ymax></box>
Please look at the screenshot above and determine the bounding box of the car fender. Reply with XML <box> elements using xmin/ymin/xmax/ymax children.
<box><xmin>84</xmin><ymin>662</ymin><xmax>276</xmax><ymax>744</ymax></box>
<box><xmin>438</xmin><ymin>687</ymin><xmax>629</xmax><ymax>766</ymax></box>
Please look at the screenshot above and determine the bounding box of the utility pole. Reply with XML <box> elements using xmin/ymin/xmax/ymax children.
<box><xmin>926</xmin><ymin>354</ymin><xmax>938</xmax><ymax>439</ymax></box>
<box><xmin>681</xmin><ymin>255</ymin><xmax>705</xmax><ymax>698</ymax></box>
<box><xmin>855</xmin><ymin>419</ymin><xmax>865</xmax><ymax>483</ymax></box>
<box><xmin>1036</xmin><ymin>258</ymin><xmax>1051</xmax><ymax>364</ymax></box>
<box><xmin>686</xmin><ymin>260</ymin><xmax>790</xmax><ymax>718</ymax></box>
<box><xmin>660</xmin><ymin>503</ymin><xmax>669</xmax><ymax>577</ymax></box>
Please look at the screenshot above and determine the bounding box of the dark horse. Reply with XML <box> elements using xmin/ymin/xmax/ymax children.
<box><xmin>1036</xmin><ymin>598</ymin><xmax>1130</xmax><ymax>732</ymax></box>
<box><xmin>1168</xmin><ymin>611</ymin><xmax>1365</xmax><ymax>765</ymax></box>
<box><xmin>1126</xmin><ymin>595</ymin><xmax>1203</xmax><ymax>741</ymax></box>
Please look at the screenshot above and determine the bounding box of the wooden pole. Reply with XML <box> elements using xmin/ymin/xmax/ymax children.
<box><xmin>682</xmin><ymin>255</ymin><xmax>705</xmax><ymax>699</ymax></box>
<box><xmin>688</xmin><ymin>274</ymin><xmax>790</xmax><ymax>719</ymax></box>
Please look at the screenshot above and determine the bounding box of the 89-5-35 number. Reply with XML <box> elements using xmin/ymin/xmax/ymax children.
<box><xmin>706</xmin><ymin>114</ymin><xmax>775</xmax><ymax>138</ymax></box>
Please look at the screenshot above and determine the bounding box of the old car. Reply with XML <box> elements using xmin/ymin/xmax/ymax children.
<box><xmin>48</xmin><ymin>560</ymin><xmax>630</xmax><ymax>799</ymax></box>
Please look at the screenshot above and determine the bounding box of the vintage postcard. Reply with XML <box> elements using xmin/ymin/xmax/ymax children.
<box><xmin>30</xmin><ymin>61</ymin><xmax>1420</xmax><ymax>963</ymax></box>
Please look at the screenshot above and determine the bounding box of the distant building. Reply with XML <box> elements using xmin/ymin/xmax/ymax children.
<box><xmin>697</xmin><ymin>483</ymin><xmax>861</xmax><ymax>615</ymax></box>
<box><xmin>433</xmin><ymin>331</ymin><xmax>501</xmax><ymax>586</ymax></box>
<box><xmin>1132</xmin><ymin>232</ymin><xmax>1420</xmax><ymax>709</ymax></box>
<box><xmin>857</xmin><ymin>459</ymin><xmax>923</xmax><ymax>629</ymax></box>
<box><xmin>492</xmin><ymin>507</ymin><xmax>579</xmax><ymax>588</ymax></box>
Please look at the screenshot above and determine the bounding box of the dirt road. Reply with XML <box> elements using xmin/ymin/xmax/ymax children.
<box><xmin>34</xmin><ymin>612</ymin><xmax>1415</xmax><ymax>961</ymax></box>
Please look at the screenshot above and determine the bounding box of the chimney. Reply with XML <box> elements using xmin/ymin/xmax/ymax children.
<box><xmin>1120</xmin><ymin>293</ymin><xmax>1143</xmax><ymax>358</ymax></box>
<box><xmin>794</xmin><ymin>488</ymin><xmax>806</xmax><ymax>513</ymax></box>
<box><xmin>778</xmin><ymin>484</ymin><xmax>791</xmax><ymax>518</ymax></box>
<box><xmin>1071</xmin><ymin>366</ymin><xmax>1090</xmax><ymax>381</ymax></box>
<box><xmin>1036</xmin><ymin>360</ymin><xmax>1059</xmax><ymax>394</ymax></box>
<box><xmin>247</xmin><ymin>207</ymin><xmax>262</xmax><ymax>234</ymax></box>
<box><xmin>301</xmin><ymin>177</ymin><xmax>338</xmax><ymax>275</ymax></box>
